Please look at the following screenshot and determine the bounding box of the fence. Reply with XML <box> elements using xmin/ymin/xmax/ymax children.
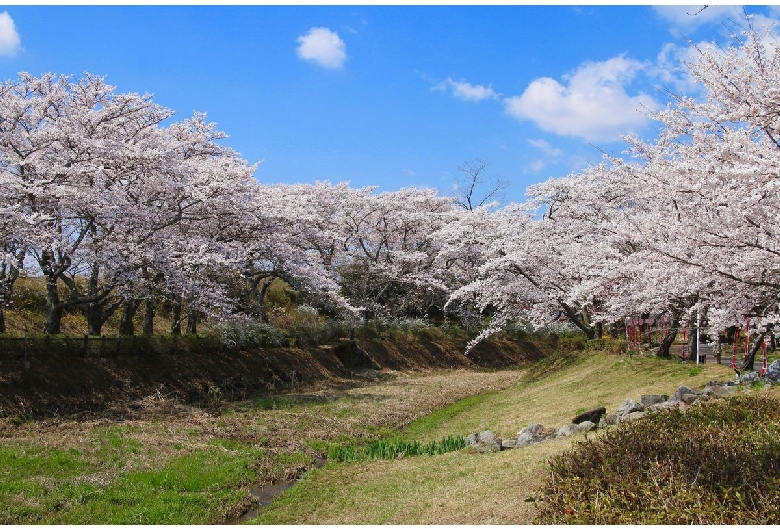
<box><xmin>0</xmin><ymin>335</ymin><xmax>215</xmax><ymax>360</ymax></box>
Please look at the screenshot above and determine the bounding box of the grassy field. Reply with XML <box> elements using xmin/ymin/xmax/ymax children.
<box><xmin>0</xmin><ymin>344</ymin><xmax>737</xmax><ymax>524</ymax></box>
<box><xmin>246</xmin><ymin>349</ymin><xmax>734</xmax><ymax>524</ymax></box>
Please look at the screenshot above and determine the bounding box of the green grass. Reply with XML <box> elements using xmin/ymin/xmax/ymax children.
<box><xmin>0</xmin><ymin>342</ymin><xmax>738</xmax><ymax>525</ymax></box>
<box><xmin>327</xmin><ymin>435</ymin><xmax>467</xmax><ymax>462</ymax></box>
<box><xmin>247</xmin><ymin>349</ymin><xmax>734</xmax><ymax>524</ymax></box>
<box><xmin>401</xmin><ymin>391</ymin><xmax>501</xmax><ymax>440</ymax></box>
<box><xmin>0</xmin><ymin>439</ymin><xmax>264</xmax><ymax>524</ymax></box>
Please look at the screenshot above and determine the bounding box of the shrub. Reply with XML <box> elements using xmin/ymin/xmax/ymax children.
<box><xmin>534</xmin><ymin>393</ymin><xmax>780</xmax><ymax>524</ymax></box>
<box><xmin>211</xmin><ymin>319</ymin><xmax>285</xmax><ymax>349</ymax></box>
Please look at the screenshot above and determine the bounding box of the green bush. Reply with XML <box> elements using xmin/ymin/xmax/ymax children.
<box><xmin>327</xmin><ymin>435</ymin><xmax>466</xmax><ymax>463</ymax></box>
<box><xmin>534</xmin><ymin>392</ymin><xmax>780</xmax><ymax>524</ymax></box>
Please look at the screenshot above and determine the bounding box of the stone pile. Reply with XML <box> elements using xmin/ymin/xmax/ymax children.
<box><xmin>466</xmin><ymin>380</ymin><xmax>739</xmax><ymax>454</ymax></box>
<box><xmin>741</xmin><ymin>359</ymin><xmax>780</xmax><ymax>384</ymax></box>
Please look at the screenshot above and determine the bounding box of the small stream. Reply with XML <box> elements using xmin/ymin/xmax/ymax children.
<box><xmin>229</xmin><ymin>454</ymin><xmax>327</xmax><ymax>524</ymax></box>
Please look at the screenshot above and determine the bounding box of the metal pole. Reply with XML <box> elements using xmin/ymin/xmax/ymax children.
<box><xmin>696</xmin><ymin>309</ymin><xmax>701</xmax><ymax>365</ymax></box>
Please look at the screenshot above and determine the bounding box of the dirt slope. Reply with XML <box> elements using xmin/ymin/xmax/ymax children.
<box><xmin>0</xmin><ymin>332</ymin><xmax>546</xmax><ymax>419</ymax></box>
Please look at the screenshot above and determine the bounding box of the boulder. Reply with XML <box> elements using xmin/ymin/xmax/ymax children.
<box><xmin>641</xmin><ymin>394</ymin><xmax>668</xmax><ymax>407</ymax></box>
<box><xmin>601</xmin><ymin>413</ymin><xmax>619</xmax><ymax>426</ymax></box>
<box><xmin>673</xmin><ymin>385</ymin><xmax>699</xmax><ymax>402</ymax></box>
<box><xmin>617</xmin><ymin>398</ymin><xmax>643</xmax><ymax>417</ymax></box>
<box><xmin>702</xmin><ymin>384</ymin><xmax>736</xmax><ymax>399</ymax></box>
<box><xmin>478</xmin><ymin>430</ymin><xmax>496</xmax><ymax>445</ymax></box>
<box><xmin>468</xmin><ymin>430</ymin><xmax>501</xmax><ymax>453</ymax></box>
<box><xmin>516</xmin><ymin>424</ymin><xmax>548</xmax><ymax>447</ymax></box>
<box><xmin>766</xmin><ymin>360</ymin><xmax>780</xmax><ymax>382</ymax></box>
<box><xmin>621</xmin><ymin>411</ymin><xmax>646</xmax><ymax>422</ymax></box>
<box><xmin>572</xmin><ymin>407</ymin><xmax>606</xmax><ymax>425</ymax></box>
<box><xmin>556</xmin><ymin>421</ymin><xmax>597</xmax><ymax>438</ymax></box>
<box><xmin>646</xmin><ymin>400</ymin><xmax>679</xmax><ymax>412</ymax></box>
<box><xmin>681</xmin><ymin>393</ymin><xmax>700</xmax><ymax>405</ymax></box>
<box><xmin>741</xmin><ymin>371</ymin><xmax>760</xmax><ymax>384</ymax></box>
<box><xmin>501</xmin><ymin>439</ymin><xmax>517</xmax><ymax>449</ymax></box>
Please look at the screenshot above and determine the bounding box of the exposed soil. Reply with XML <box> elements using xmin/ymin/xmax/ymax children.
<box><xmin>0</xmin><ymin>332</ymin><xmax>546</xmax><ymax>419</ymax></box>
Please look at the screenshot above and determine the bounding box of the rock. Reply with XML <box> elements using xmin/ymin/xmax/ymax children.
<box><xmin>622</xmin><ymin>411</ymin><xmax>645</xmax><ymax>422</ymax></box>
<box><xmin>681</xmin><ymin>393</ymin><xmax>700</xmax><ymax>405</ymax></box>
<box><xmin>556</xmin><ymin>421</ymin><xmax>597</xmax><ymax>438</ymax></box>
<box><xmin>501</xmin><ymin>439</ymin><xmax>517</xmax><ymax>449</ymax></box>
<box><xmin>602</xmin><ymin>413</ymin><xmax>619</xmax><ymax>426</ymax></box>
<box><xmin>702</xmin><ymin>384</ymin><xmax>736</xmax><ymax>399</ymax></box>
<box><xmin>641</xmin><ymin>394</ymin><xmax>668</xmax><ymax>407</ymax></box>
<box><xmin>572</xmin><ymin>407</ymin><xmax>606</xmax><ymax>425</ymax></box>
<box><xmin>647</xmin><ymin>400</ymin><xmax>679</xmax><ymax>412</ymax></box>
<box><xmin>617</xmin><ymin>398</ymin><xmax>644</xmax><ymax>416</ymax></box>
<box><xmin>475</xmin><ymin>442</ymin><xmax>501</xmax><ymax>453</ymax></box>
<box><xmin>478</xmin><ymin>430</ymin><xmax>496</xmax><ymax>445</ymax></box>
<box><xmin>517</xmin><ymin>424</ymin><xmax>548</xmax><ymax>447</ymax></box>
<box><xmin>673</xmin><ymin>385</ymin><xmax>699</xmax><ymax>402</ymax></box>
<box><xmin>555</xmin><ymin>423</ymin><xmax>579</xmax><ymax>437</ymax></box>
<box><xmin>467</xmin><ymin>430</ymin><xmax>501</xmax><ymax>453</ymax></box>
<box><xmin>741</xmin><ymin>371</ymin><xmax>759</xmax><ymax>383</ymax></box>
<box><xmin>766</xmin><ymin>360</ymin><xmax>780</xmax><ymax>382</ymax></box>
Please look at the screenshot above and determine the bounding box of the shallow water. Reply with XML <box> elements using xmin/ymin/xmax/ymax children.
<box><xmin>229</xmin><ymin>455</ymin><xmax>327</xmax><ymax>524</ymax></box>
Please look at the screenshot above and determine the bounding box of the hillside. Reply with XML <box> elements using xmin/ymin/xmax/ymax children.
<box><xmin>0</xmin><ymin>327</ymin><xmax>546</xmax><ymax>419</ymax></box>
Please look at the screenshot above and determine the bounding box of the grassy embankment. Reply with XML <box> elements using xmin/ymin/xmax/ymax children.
<box><xmin>0</xmin><ymin>326</ymin><xmax>755</xmax><ymax>524</ymax></box>
<box><xmin>247</xmin><ymin>346</ymin><xmax>737</xmax><ymax>524</ymax></box>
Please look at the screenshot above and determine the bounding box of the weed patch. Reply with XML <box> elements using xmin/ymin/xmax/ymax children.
<box><xmin>535</xmin><ymin>392</ymin><xmax>780</xmax><ymax>524</ymax></box>
<box><xmin>328</xmin><ymin>435</ymin><xmax>466</xmax><ymax>462</ymax></box>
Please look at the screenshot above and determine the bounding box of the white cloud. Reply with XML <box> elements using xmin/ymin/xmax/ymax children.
<box><xmin>653</xmin><ymin>5</ymin><xmax>745</xmax><ymax>31</ymax></box>
<box><xmin>526</xmin><ymin>159</ymin><xmax>546</xmax><ymax>173</ymax></box>
<box><xmin>0</xmin><ymin>12</ymin><xmax>21</xmax><ymax>56</ymax></box>
<box><xmin>296</xmin><ymin>27</ymin><xmax>346</xmax><ymax>69</ymax></box>
<box><xmin>433</xmin><ymin>77</ymin><xmax>499</xmax><ymax>102</ymax></box>
<box><xmin>504</xmin><ymin>56</ymin><xmax>660</xmax><ymax>142</ymax></box>
<box><xmin>527</xmin><ymin>138</ymin><xmax>563</xmax><ymax>158</ymax></box>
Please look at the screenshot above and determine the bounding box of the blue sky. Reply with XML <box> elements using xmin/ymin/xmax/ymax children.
<box><xmin>1</xmin><ymin>4</ymin><xmax>778</xmax><ymax>204</ymax></box>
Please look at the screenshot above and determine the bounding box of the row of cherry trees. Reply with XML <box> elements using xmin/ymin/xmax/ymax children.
<box><xmin>1</xmin><ymin>24</ymin><xmax>778</xmax><ymax>357</ymax></box>
<box><xmin>450</xmin><ymin>22</ymin><xmax>780</xmax><ymax>364</ymax></box>
<box><xmin>0</xmin><ymin>75</ymin><xmax>463</xmax><ymax>335</ymax></box>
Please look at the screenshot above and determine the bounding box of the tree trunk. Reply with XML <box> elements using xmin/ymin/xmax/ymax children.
<box><xmin>170</xmin><ymin>301</ymin><xmax>182</xmax><ymax>335</ymax></box>
<box><xmin>594</xmin><ymin>321</ymin><xmax>603</xmax><ymax>339</ymax></box>
<box><xmin>609</xmin><ymin>321</ymin><xmax>621</xmax><ymax>339</ymax></box>
<box><xmin>0</xmin><ymin>249</ymin><xmax>24</xmax><ymax>334</ymax></box>
<box><xmin>741</xmin><ymin>331</ymin><xmax>766</xmax><ymax>372</ymax></box>
<box><xmin>657</xmin><ymin>325</ymin><xmax>678</xmax><ymax>358</ymax></box>
<box><xmin>85</xmin><ymin>303</ymin><xmax>103</xmax><ymax>336</ymax></box>
<box><xmin>119</xmin><ymin>299</ymin><xmax>141</xmax><ymax>337</ymax></box>
<box><xmin>715</xmin><ymin>335</ymin><xmax>722</xmax><ymax>365</ymax></box>
<box><xmin>185</xmin><ymin>307</ymin><xmax>197</xmax><ymax>335</ymax></box>
<box><xmin>258</xmin><ymin>278</ymin><xmax>273</xmax><ymax>324</ymax></box>
<box><xmin>559</xmin><ymin>301</ymin><xmax>595</xmax><ymax>339</ymax></box>
<box><xmin>143</xmin><ymin>299</ymin><xmax>155</xmax><ymax>337</ymax></box>
<box><xmin>686</xmin><ymin>313</ymin><xmax>698</xmax><ymax>362</ymax></box>
<box><xmin>0</xmin><ymin>277</ymin><xmax>15</xmax><ymax>333</ymax></box>
<box><xmin>44</xmin><ymin>276</ymin><xmax>63</xmax><ymax>335</ymax></box>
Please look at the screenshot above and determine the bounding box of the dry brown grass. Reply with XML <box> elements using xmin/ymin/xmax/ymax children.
<box><xmin>250</xmin><ymin>350</ymin><xmax>734</xmax><ymax>524</ymax></box>
<box><xmin>0</xmin><ymin>346</ymin><xmax>735</xmax><ymax>524</ymax></box>
<box><xmin>260</xmin><ymin>436</ymin><xmax>572</xmax><ymax>524</ymax></box>
<box><xmin>0</xmin><ymin>368</ymin><xmax>524</xmax><ymax>493</ymax></box>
